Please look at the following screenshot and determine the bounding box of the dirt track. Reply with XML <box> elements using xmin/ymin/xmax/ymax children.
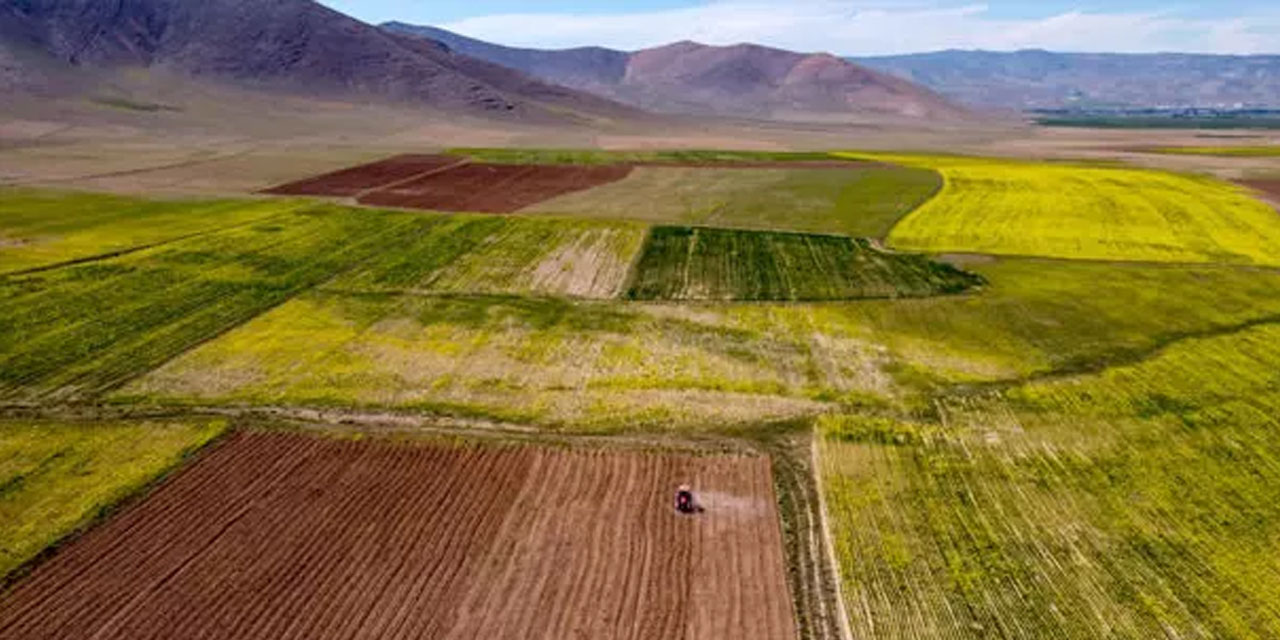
<box><xmin>262</xmin><ymin>154</ymin><xmax>465</xmax><ymax>197</ymax></box>
<box><xmin>0</xmin><ymin>432</ymin><xmax>796</xmax><ymax>640</ymax></box>
<box><xmin>358</xmin><ymin>163</ymin><xmax>633</xmax><ymax>213</ymax></box>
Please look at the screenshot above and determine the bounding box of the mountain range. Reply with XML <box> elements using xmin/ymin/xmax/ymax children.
<box><xmin>384</xmin><ymin>23</ymin><xmax>965</xmax><ymax>122</ymax></box>
<box><xmin>0</xmin><ymin>0</ymin><xmax>640</xmax><ymax>122</ymax></box>
<box><xmin>853</xmin><ymin>50</ymin><xmax>1280</xmax><ymax>110</ymax></box>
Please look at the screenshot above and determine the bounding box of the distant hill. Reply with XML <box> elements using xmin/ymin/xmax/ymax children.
<box><xmin>853</xmin><ymin>50</ymin><xmax>1280</xmax><ymax>110</ymax></box>
<box><xmin>385</xmin><ymin>23</ymin><xmax>967</xmax><ymax>122</ymax></box>
<box><xmin>0</xmin><ymin>0</ymin><xmax>638</xmax><ymax>121</ymax></box>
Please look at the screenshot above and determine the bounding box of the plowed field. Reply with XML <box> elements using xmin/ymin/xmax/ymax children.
<box><xmin>358</xmin><ymin>163</ymin><xmax>633</xmax><ymax>213</ymax></box>
<box><xmin>0</xmin><ymin>432</ymin><xmax>796</xmax><ymax>640</ymax></box>
<box><xmin>262</xmin><ymin>154</ymin><xmax>466</xmax><ymax>197</ymax></box>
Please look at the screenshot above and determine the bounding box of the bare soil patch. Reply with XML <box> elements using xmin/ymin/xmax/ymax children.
<box><xmin>261</xmin><ymin>154</ymin><xmax>465</xmax><ymax>197</ymax></box>
<box><xmin>1238</xmin><ymin>178</ymin><xmax>1280</xmax><ymax>206</ymax></box>
<box><xmin>358</xmin><ymin>163</ymin><xmax>633</xmax><ymax>213</ymax></box>
<box><xmin>0</xmin><ymin>432</ymin><xmax>797</xmax><ymax>640</ymax></box>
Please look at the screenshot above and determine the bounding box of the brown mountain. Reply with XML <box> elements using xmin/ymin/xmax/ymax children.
<box><xmin>0</xmin><ymin>0</ymin><xmax>639</xmax><ymax>121</ymax></box>
<box><xmin>384</xmin><ymin>24</ymin><xmax>968</xmax><ymax>122</ymax></box>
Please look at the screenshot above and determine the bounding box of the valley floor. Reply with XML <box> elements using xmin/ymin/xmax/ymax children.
<box><xmin>3</xmin><ymin>129</ymin><xmax>1280</xmax><ymax>638</ymax></box>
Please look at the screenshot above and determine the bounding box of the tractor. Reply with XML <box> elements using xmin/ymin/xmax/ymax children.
<box><xmin>675</xmin><ymin>484</ymin><xmax>702</xmax><ymax>515</ymax></box>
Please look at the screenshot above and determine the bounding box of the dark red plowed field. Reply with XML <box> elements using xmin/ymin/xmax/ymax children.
<box><xmin>1240</xmin><ymin>178</ymin><xmax>1280</xmax><ymax>203</ymax></box>
<box><xmin>262</xmin><ymin>154</ymin><xmax>467</xmax><ymax>197</ymax></box>
<box><xmin>0</xmin><ymin>433</ymin><xmax>796</xmax><ymax>640</ymax></box>
<box><xmin>357</xmin><ymin>163</ymin><xmax>633</xmax><ymax>213</ymax></box>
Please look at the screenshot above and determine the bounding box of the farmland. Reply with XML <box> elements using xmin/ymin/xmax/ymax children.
<box><xmin>851</xmin><ymin>154</ymin><xmax>1280</xmax><ymax>265</ymax></box>
<box><xmin>819</xmin><ymin>318</ymin><xmax>1280</xmax><ymax>638</ymax></box>
<box><xmin>626</xmin><ymin>227</ymin><xmax>981</xmax><ymax>301</ymax></box>
<box><xmin>0</xmin><ymin>418</ymin><xmax>226</xmax><ymax>579</ymax></box>
<box><xmin>358</xmin><ymin>163</ymin><xmax>635</xmax><ymax>213</ymax></box>
<box><xmin>527</xmin><ymin>165</ymin><xmax>940</xmax><ymax>238</ymax></box>
<box><xmin>0</xmin><ymin>432</ymin><xmax>796</xmax><ymax>640</ymax></box>
<box><xmin>1148</xmin><ymin>145</ymin><xmax>1280</xmax><ymax>157</ymax></box>
<box><xmin>0</xmin><ymin>190</ymin><xmax>295</xmax><ymax>274</ymax></box>
<box><xmin>121</xmin><ymin>258</ymin><xmax>1280</xmax><ymax>431</ymax></box>
<box><xmin>8</xmin><ymin>140</ymin><xmax>1280</xmax><ymax>640</ymax></box>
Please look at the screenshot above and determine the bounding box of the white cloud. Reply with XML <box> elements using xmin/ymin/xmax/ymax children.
<box><xmin>438</xmin><ymin>1</ymin><xmax>1280</xmax><ymax>55</ymax></box>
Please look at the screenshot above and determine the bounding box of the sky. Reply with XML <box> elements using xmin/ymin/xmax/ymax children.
<box><xmin>319</xmin><ymin>1</ymin><xmax>1280</xmax><ymax>56</ymax></box>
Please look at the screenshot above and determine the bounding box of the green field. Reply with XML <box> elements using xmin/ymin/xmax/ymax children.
<box><xmin>820</xmin><ymin>319</ymin><xmax>1280</xmax><ymax>638</ymax></box>
<box><xmin>526</xmin><ymin>165</ymin><xmax>941</xmax><ymax>238</ymax></box>
<box><xmin>625</xmin><ymin>227</ymin><xmax>981</xmax><ymax>301</ymax></box>
<box><xmin>847</xmin><ymin>154</ymin><xmax>1280</xmax><ymax>265</ymax></box>
<box><xmin>0</xmin><ymin>418</ymin><xmax>226</xmax><ymax>579</ymax></box>
<box><xmin>0</xmin><ymin>192</ymin><xmax>646</xmax><ymax>401</ymax></box>
<box><xmin>325</xmin><ymin>215</ymin><xmax>646</xmax><ymax>299</ymax></box>
<box><xmin>119</xmin><ymin>258</ymin><xmax>1280</xmax><ymax>431</ymax></box>
<box><xmin>0</xmin><ymin>189</ymin><xmax>295</xmax><ymax>274</ymax></box>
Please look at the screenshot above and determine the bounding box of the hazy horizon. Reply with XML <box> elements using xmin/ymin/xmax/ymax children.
<box><xmin>322</xmin><ymin>1</ymin><xmax>1280</xmax><ymax>56</ymax></box>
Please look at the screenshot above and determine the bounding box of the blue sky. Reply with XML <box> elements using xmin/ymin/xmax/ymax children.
<box><xmin>320</xmin><ymin>1</ymin><xmax>1280</xmax><ymax>55</ymax></box>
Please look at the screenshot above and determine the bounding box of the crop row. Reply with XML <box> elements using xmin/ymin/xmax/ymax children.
<box><xmin>626</xmin><ymin>226</ymin><xmax>982</xmax><ymax>301</ymax></box>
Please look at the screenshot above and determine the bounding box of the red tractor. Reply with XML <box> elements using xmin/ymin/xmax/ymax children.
<box><xmin>675</xmin><ymin>485</ymin><xmax>702</xmax><ymax>515</ymax></box>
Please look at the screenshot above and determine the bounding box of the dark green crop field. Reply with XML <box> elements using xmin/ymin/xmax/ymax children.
<box><xmin>625</xmin><ymin>226</ymin><xmax>982</xmax><ymax>301</ymax></box>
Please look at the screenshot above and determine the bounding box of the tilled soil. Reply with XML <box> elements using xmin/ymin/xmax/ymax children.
<box><xmin>0</xmin><ymin>432</ymin><xmax>797</xmax><ymax>640</ymax></box>
<box><xmin>358</xmin><ymin>163</ymin><xmax>634</xmax><ymax>213</ymax></box>
<box><xmin>262</xmin><ymin>154</ymin><xmax>466</xmax><ymax>197</ymax></box>
<box><xmin>1239</xmin><ymin>178</ymin><xmax>1280</xmax><ymax>205</ymax></box>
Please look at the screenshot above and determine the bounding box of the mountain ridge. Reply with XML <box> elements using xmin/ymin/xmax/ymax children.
<box><xmin>0</xmin><ymin>0</ymin><xmax>642</xmax><ymax>122</ymax></box>
<box><xmin>385</xmin><ymin>23</ymin><xmax>967</xmax><ymax>122</ymax></box>
<box><xmin>852</xmin><ymin>49</ymin><xmax>1280</xmax><ymax>110</ymax></box>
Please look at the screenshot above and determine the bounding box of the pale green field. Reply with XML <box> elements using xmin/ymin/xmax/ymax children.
<box><xmin>821</xmin><ymin>318</ymin><xmax>1280</xmax><ymax>638</ymax></box>
<box><xmin>0</xmin><ymin>419</ymin><xmax>226</xmax><ymax>579</ymax></box>
<box><xmin>845</xmin><ymin>154</ymin><xmax>1280</xmax><ymax>265</ymax></box>
<box><xmin>525</xmin><ymin>165</ymin><xmax>941</xmax><ymax>238</ymax></box>
<box><xmin>0</xmin><ymin>189</ymin><xmax>298</xmax><ymax>273</ymax></box>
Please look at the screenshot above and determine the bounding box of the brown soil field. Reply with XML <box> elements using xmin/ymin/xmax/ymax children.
<box><xmin>358</xmin><ymin>163</ymin><xmax>634</xmax><ymax>213</ymax></box>
<box><xmin>1239</xmin><ymin>178</ymin><xmax>1280</xmax><ymax>205</ymax></box>
<box><xmin>0</xmin><ymin>432</ymin><xmax>796</xmax><ymax>640</ymax></box>
<box><xmin>262</xmin><ymin>154</ymin><xmax>467</xmax><ymax>197</ymax></box>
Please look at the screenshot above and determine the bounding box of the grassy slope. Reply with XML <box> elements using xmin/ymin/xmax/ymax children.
<box><xmin>0</xmin><ymin>189</ymin><xmax>295</xmax><ymax>274</ymax></box>
<box><xmin>0</xmin><ymin>418</ymin><xmax>226</xmax><ymax>580</ymax></box>
<box><xmin>626</xmin><ymin>227</ymin><xmax>981</xmax><ymax>301</ymax></box>
<box><xmin>848</xmin><ymin>153</ymin><xmax>1280</xmax><ymax>265</ymax></box>
<box><xmin>526</xmin><ymin>166</ymin><xmax>941</xmax><ymax>239</ymax></box>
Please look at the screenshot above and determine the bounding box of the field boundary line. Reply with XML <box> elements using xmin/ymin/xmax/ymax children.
<box><xmin>10</xmin><ymin>147</ymin><xmax>261</xmax><ymax>187</ymax></box>
<box><xmin>0</xmin><ymin>207</ymin><xmax>305</xmax><ymax>278</ymax></box>
<box><xmin>962</xmin><ymin>311</ymin><xmax>1280</xmax><ymax>396</ymax></box>
<box><xmin>810</xmin><ymin>432</ymin><xmax>854</xmax><ymax>640</ymax></box>
<box><xmin>351</xmin><ymin>157</ymin><xmax>473</xmax><ymax>200</ymax></box>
